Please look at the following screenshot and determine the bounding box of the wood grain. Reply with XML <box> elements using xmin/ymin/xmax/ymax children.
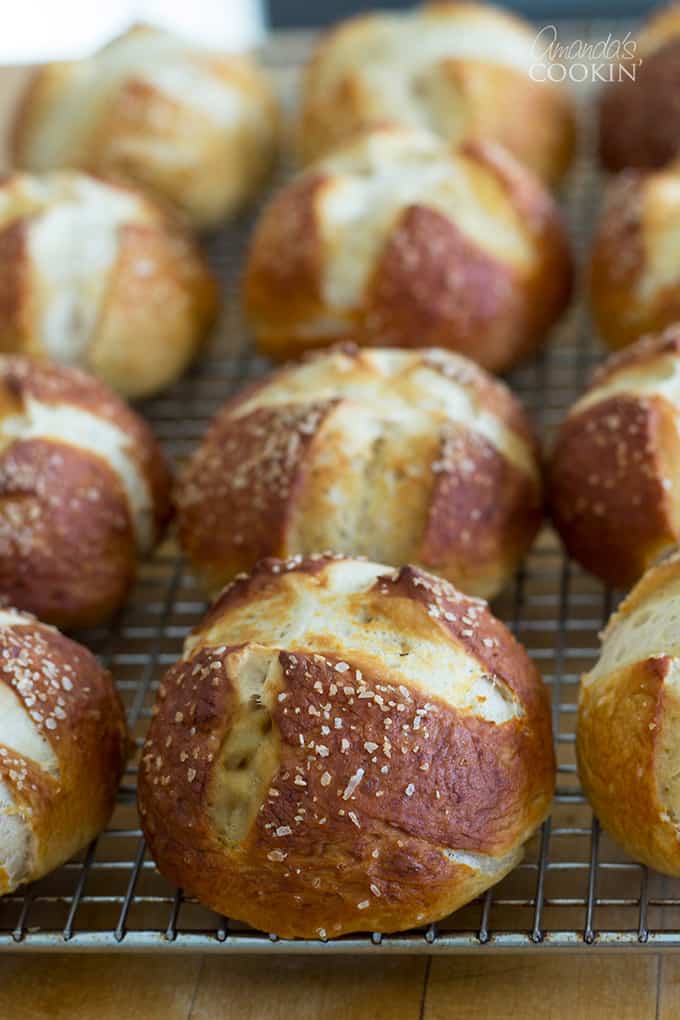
<box><xmin>0</xmin><ymin>955</ymin><xmax>203</xmax><ymax>1019</ymax></box>
<box><xmin>425</xmin><ymin>956</ymin><xmax>659</xmax><ymax>1020</ymax></box>
<box><xmin>191</xmin><ymin>957</ymin><xmax>428</xmax><ymax>1020</ymax></box>
<box><xmin>0</xmin><ymin>953</ymin><xmax>670</xmax><ymax>1019</ymax></box>
<box><xmin>658</xmin><ymin>957</ymin><xmax>680</xmax><ymax>1020</ymax></box>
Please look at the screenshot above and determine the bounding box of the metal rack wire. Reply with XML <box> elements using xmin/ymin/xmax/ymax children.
<box><xmin>3</xmin><ymin>20</ymin><xmax>676</xmax><ymax>953</ymax></box>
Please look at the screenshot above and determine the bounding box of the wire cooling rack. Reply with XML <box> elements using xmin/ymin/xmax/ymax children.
<box><xmin>2</xmin><ymin>20</ymin><xmax>675</xmax><ymax>953</ymax></box>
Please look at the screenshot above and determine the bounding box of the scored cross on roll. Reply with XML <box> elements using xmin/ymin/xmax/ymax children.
<box><xmin>0</xmin><ymin>356</ymin><xmax>171</xmax><ymax>628</ymax></box>
<box><xmin>138</xmin><ymin>554</ymin><xmax>554</xmax><ymax>939</ymax></box>
<box><xmin>578</xmin><ymin>551</ymin><xmax>680</xmax><ymax>875</ymax></box>
<box><xmin>0</xmin><ymin>171</ymin><xmax>218</xmax><ymax>399</ymax></box>
<box><xmin>244</xmin><ymin>125</ymin><xmax>572</xmax><ymax>372</ymax></box>
<box><xmin>589</xmin><ymin>164</ymin><xmax>680</xmax><ymax>352</ymax></box>
<box><xmin>549</xmin><ymin>326</ymin><xmax>680</xmax><ymax>589</ymax></box>
<box><xmin>0</xmin><ymin>608</ymin><xmax>126</xmax><ymax>895</ymax></box>
<box><xmin>297</xmin><ymin>1</ymin><xmax>575</xmax><ymax>186</ymax></box>
<box><xmin>176</xmin><ymin>345</ymin><xmax>544</xmax><ymax>601</ymax></box>
<box><xmin>11</xmin><ymin>26</ymin><xmax>280</xmax><ymax>230</ymax></box>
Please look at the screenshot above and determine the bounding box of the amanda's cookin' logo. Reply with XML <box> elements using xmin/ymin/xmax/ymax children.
<box><xmin>530</xmin><ymin>25</ymin><xmax>642</xmax><ymax>83</ymax></box>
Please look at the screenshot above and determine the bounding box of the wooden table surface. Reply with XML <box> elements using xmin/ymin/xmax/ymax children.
<box><xmin>0</xmin><ymin>64</ymin><xmax>677</xmax><ymax>1019</ymax></box>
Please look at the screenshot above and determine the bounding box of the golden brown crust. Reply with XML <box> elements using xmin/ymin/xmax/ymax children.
<box><xmin>244</xmin><ymin>133</ymin><xmax>572</xmax><ymax>372</ymax></box>
<box><xmin>420</xmin><ymin>345</ymin><xmax>537</xmax><ymax>444</ymax></box>
<box><xmin>0</xmin><ymin>171</ymin><xmax>218</xmax><ymax>398</ymax></box>
<box><xmin>0</xmin><ymin>613</ymin><xmax>127</xmax><ymax>892</ymax></box>
<box><xmin>11</xmin><ymin>30</ymin><xmax>279</xmax><ymax>229</ymax></box>
<box><xmin>578</xmin><ymin>656</ymin><xmax>680</xmax><ymax>874</ymax></box>
<box><xmin>588</xmin><ymin>172</ymin><xmax>680</xmax><ymax>350</ymax></box>
<box><xmin>590</xmin><ymin>325</ymin><xmax>680</xmax><ymax>388</ymax></box>
<box><xmin>242</xmin><ymin>174</ymin><xmax>326</xmax><ymax>341</ymax></box>
<box><xmin>0</xmin><ymin>223</ymin><xmax>33</xmax><ymax>355</ymax></box>
<box><xmin>83</xmin><ymin>60</ymin><xmax>278</xmax><ymax>230</ymax></box>
<box><xmin>610</xmin><ymin>545</ymin><xmax>680</xmax><ymax>617</ymax></box>
<box><xmin>176</xmin><ymin>346</ymin><xmax>542</xmax><ymax>600</ymax></box>
<box><xmin>177</xmin><ymin>400</ymin><xmax>339</xmax><ymax>588</ymax></box>
<box><xmin>578</xmin><ymin>550</ymin><xmax>680</xmax><ymax>874</ymax></box>
<box><xmin>5</xmin><ymin>353</ymin><xmax>132</xmax><ymax>418</ymax></box>
<box><xmin>296</xmin><ymin>10</ymin><xmax>388</xmax><ymax>164</ymax></box>
<box><xmin>197</xmin><ymin>552</ymin><xmax>336</xmax><ymax>633</ymax></box>
<box><xmin>436</xmin><ymin>59</ymin><xmax>575</xmax><ymax>188</ymax></box>
<box><xmin>378</xmin><ymin>563</ymin><xmax>551</xmax><ymax>723</ymax></box>
<box><xmin>465</xmin><ymin>141</ymin><xmax>573</xmax><ymax>350</ymax></box>
<box><xmin>0</xmin><ymin>356</ymin><xmax>171</xmax><ymax>627</ymax></box>
<box><xmin>549</xmin><ymin>325</ymin><xmax>680</xmax><ymax>588</ymax></box>
<box><xmin>0</xmin><ymin>356</ymin><xmax>172</xmax><ymax>540</ymax></box>
<box><xmin>297</xmin><ymin>2</ymin><xmax>575</xmax><ymax>185</ymax></box>
<box><xmin>420</xmin><ymin>424</ymin><xmax>543</xmax><ymax>595</ymax></box>
<box><xmin>139</xmin><ymin>555</ymin><xmax>554</xmax><ymax>938</ymax></box>
<box><xmin>599</xmin><ymin>32</ymin><xmax>680</xmax><ymax>172</ymax></box>
<box><xmin>88</xmin><ymin>220</ymin><xmax>218</xmax><ymax>399</ymax></box>
<box><xmin>142</xmin><ymin>647</ymin><xmax>510</xmax><ymax>937</ymax></box>
<box><xmin>576</xmin><ymin>550</ymin><xmax>680</xmax><ymax>878</ymax></box>
<box><xmin>549</xmin><ymin>393</ymin><xmax>680</xmax><ymax>589</ymax></box>
<box><xmin>361</xmin><ymin>140</ymin><xmax>572</xmax><ymax>371</ymax></box>
<box><xmin>364</xmin><ymin>203</ymin><xmax>528</xmax><ymax>367</ymax></box>
<box><xmin>0</xmin><ymin>439</ymin><xmax>136</xmax><ymax>628</ymax></box>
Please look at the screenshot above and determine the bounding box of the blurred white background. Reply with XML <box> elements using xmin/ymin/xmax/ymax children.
<box><xmin>0</xmin><ymin>0</ymin><xmax>265</xmax><ymax>62</ymax></box>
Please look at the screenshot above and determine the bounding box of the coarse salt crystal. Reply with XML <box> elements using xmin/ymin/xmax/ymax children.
<box><xmin>342</xmin><ymin>767</ymin><xmax>365</xmax><ymax>800</ymax></box>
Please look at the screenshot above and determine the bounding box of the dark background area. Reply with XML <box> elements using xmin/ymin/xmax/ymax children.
<box><xmin>269</xmin><ymin>0</ymin><xmax>659</xmax><ymax>28</ymax></box>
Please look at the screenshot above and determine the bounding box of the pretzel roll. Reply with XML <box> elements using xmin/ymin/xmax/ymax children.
<box><xmin>578</xmin><ymin>552</ymin><xmax>680</xmax><ymax>874</ymax></box>
<box><xmin>244</xmin><ymin>127</ymin><xmax>572</xmax><ymax>371</ymax></box>
<box><xmin>11</xmin><ymin>26</ymin><xmax>279</xmax><ymax>230</ymax></box>
<box><xmin>298</xmin><ymin>2</ymin><xmax>575</xmax><ymax>186</ymax></box>
<box><xmin>0</xmin><ymin>357</ymin><xmax>171</xmax><ymax>628</ymax></box>
<box><xmin>589</xmin><ymin>167</ymin><xmax>680</xmax><ymax>351</ymax></box>
<box><xmin>176</xmin><ymin>346</ymin><xmax>543</xmax><ymax>600</ymax></box>
<box><xmin>0</xmin><ymin>171</ymin><xmax>217</xmax><ymax>399</ymax></box>
<box><xmin>599</xmin><ymin>5</ymin><xmax>680</xmax><ymax>172</ymax></box>
<box><xmin>0</xmin><ymin>608</ymin><xmax>126</xmax><ymax>894</ymax></box>
<box><xmin>139</xmin><ymin>554</ymin><xmax>554</xmax><ymax>939</ymax></box>
<box><xmin>549</xmin><ymin>327</ymin><xmax>680</xmax><ymax>589</ymax></box>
